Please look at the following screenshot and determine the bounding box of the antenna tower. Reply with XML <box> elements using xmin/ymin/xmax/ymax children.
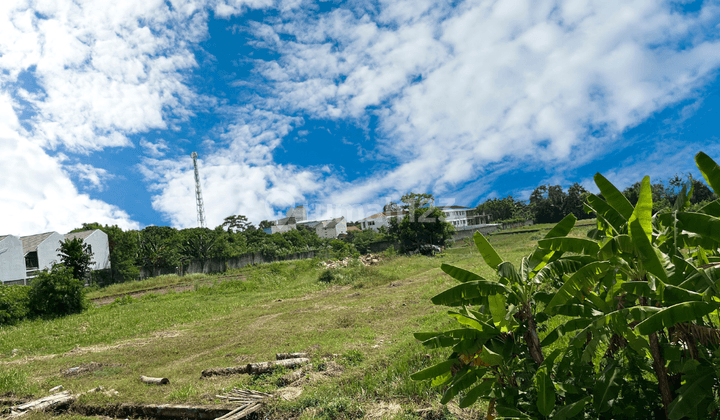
<box><xmin>191</xmin><ymin>152</ymin><xmax>207</xmax><ymax>228</ymax></box>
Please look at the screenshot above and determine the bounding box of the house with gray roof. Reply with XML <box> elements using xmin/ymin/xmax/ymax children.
<box><xmin>0</xmin><ymin>235</ymin><xmax>26</xmax><ymax>284</ymax></box>
<box><xmin>20</xmin><ymin>231</ymin><xmax>64</xmax><ymax>279</ymax></box>
<box><xmin>64</xmin><ymin>229</ymin><xmax>110</xmax><ymax>271</ymax></box>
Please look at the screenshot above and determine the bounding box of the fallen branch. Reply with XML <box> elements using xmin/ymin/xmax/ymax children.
<box><xmin>3</xmin><ymin>391</ymin><xmax>76</xmax><ymax>419</ymax></box>
<box><xmin>246</xmin><ymin>357</ymin><xmax>310</xmax><ymax>375</ymax></box>
<box><xmin>275</xmin><ymin>352</ymin><xmax>307</xmax><ymax>360</ymax></box>
<box><xmin>140</xmin><ymin>376</ymin><xmax>169</xmax><ymax>385</ymax></box>
<box><xmin>201</xmin><ymin>366</ymin><xmax>249</xmax><ymax>378</ymax></box>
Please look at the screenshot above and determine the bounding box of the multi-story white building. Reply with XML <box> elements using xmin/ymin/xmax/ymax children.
<box><xmin>438</xmin><ymin>206</ymin><xmax>471</xmax><ymax>228</ymax></box>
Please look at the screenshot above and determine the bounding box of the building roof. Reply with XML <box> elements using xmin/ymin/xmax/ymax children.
<box><xmin>362</xmin><ymin>211</ymin><xmax>407</xmax><ymax>220</ymax></box>
<box><xmin>20</xmin><ymin>232</ymin><xmax>57</xmax><ymax>255</ymax></box>
<box><xmin>438</xmin><ymin>205</ymin><xmax>470</xmax><ymax>210</ymax></box>
<box><xmin>324</xmin><ymin>217</ymin><xmax>345</xmax><ymax>229</ymax></box>
<box><xmin>0</xmin><ymin>235</ymin><xmax>7</xmax><ymax>242</ymax></box>
<box><xmin>346</xmin><ymin>226</ymin><xmax>361</xmax><ymax>232</ymax></box>
<box><xmin>65</xmin><ymin>230</ymin><xmax>96</xmax><ymax>241</ymax></box>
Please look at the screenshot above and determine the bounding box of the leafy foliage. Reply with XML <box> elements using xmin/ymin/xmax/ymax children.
<box><xmin>28</xmin><ymin>264</ymin><xmax>87</xmax><ymax>318</ymax></box>
<box><xmin>414</xmin><ymin>151</ymin><xmax>720</xmax><ymax>420</ymax></box>
<box><xmin>58</xmin><ymin>237</ymin><xmax>94</xmax><ymax>281</ymax></box>
<box><xmin>0</xmin><ymin>285</ymin><xmax>31</xmax><ymax>325</ymax></box>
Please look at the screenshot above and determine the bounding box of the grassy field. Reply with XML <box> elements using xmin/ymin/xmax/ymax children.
<box><xmin>0</xmin><ymin>223</ymin><xmax>593</xmax><ymax>420</ymax></box>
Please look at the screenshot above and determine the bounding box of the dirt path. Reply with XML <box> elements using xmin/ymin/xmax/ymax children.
<box><xmin>90</xmin><ymin>274</ymin><xmax>246</xmax><ymax>307</ymax></box>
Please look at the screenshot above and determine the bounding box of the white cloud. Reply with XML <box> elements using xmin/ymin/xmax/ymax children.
<box><xmin>68</xmin><ymin>163</ymin><xmax>113</xmax><ymax>191</ymax></box>
<box><xmin>0</xmin><ymin>93</ymin><xmax>138</xmax><ymax>235</ymax></box>
<box><xmin>248</xmin><ymin>0</ymin><xmax>720</xmax><ymax>207</ymax></box>
<box><xmin>140</xmin><ymin>138</ymin><xmax>170</xmax><ymax>158</ymax></box>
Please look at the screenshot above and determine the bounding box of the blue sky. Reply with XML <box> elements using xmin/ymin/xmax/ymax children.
<box><xmin>1</xmin><ymin>0</ymin><xmax>720</xmax><ymax>234</ymax></box>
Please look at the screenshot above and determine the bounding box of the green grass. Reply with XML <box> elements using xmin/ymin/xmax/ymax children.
<box><xmin>0</xmin><ymin>228</ymin><xmax>585</xmax><ymax>419</ymax></box>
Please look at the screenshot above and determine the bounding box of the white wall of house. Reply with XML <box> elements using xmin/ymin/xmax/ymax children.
<box><xmin>359</xmin><ymin>212</ymin><xmax>405</xmax><ymax>232</ymax></box>
<box><xmin>82</xmin><ymin>230</ymin><xmax>111</xmax><ymax>270</ymax></box>
<box><xmin>37</xmin><ymin>232</ymin><xmax>64</xmax><ymax>271</ymax></box>
<box><xmin>0</xmin><ymin>236</ymin><xmax>26</xmax><ymax>283</ymax></box>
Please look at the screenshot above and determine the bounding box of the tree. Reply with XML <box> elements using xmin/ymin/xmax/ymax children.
<box><xmin>389</xmin><ymin>206</ymin><xmax>453</xmax><ymax>251</ymax></box>
<box><xmin>400</xmin><ymin>192</ymin><xmax>435</xmax><ymax>210</ymax></box>
<box><xmin>383</xmin><ymin>202</ymin><xmax>400</xmax><ymax>213</ymax></box>
<box><xmin>475</xmin><ymin>196</ymin><xmax>527</xmax><ymax>222</ymax></box>
<box><xmin>221</xmin><ymin>215</ymin><xmax>252</xmax><ymax>233</ymax></box>
<box><xmin>179</xmin><ymin>228</ymin><xmax>220</xmax><ymax>269</ymax></box>
<box><xmin>58</xmin><ymin>238</ymin><xmax>93</xmax><ymax>281</ymax></box>
<box><xmin>137</xmin><ymin>226</ymin><xmax>180</xmax><ymax>276</ymax></box>
<box><xmin>69</xmin><ymin>223</ymin><xmax>139</xmax><ymax>285</ymax></box>
<box><xmin>563</xmin><ymin>182</ymin><xmax>590</xmax><ymax>220</ymax></box>
<box><xmin>28</xmin><ymin>264</ymin><xmax>86</xmax><ymax>318</ymax></box>
<box><xmin>258</xmin><ymin>220</ymin><xmax>273</xmax><ymax>230</ymax></box>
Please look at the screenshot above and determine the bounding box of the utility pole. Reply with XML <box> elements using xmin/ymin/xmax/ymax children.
<box><xmin>191</xmin><ymin>152</ymin><xmax>206</xmax><ymax>228</ymax></box>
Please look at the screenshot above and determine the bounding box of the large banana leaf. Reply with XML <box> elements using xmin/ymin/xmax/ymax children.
<box><xmin>598</xmin><ymin>234</ymin><xmax>633</xmax><ymax>259</ymax></box>
<box><xmin>537</xmin><ymin>237</ymin><xmax>600</xmax><ymax>256</ymax></box>
<box><xmin>497</xmin><ymin>261</ymin><xmax>521</xmax><ymax>283</ymax></box>
<box><xmin>586</xmin><ymin>193</ymin><xmax>627</xmax><ymax>232</ymax></box>
<box><xmin>668</xmin><ymin>368</ymin><xmax>715</xmax><ymax>420</ymax></box>
<box><xmin>676</xmin><ymin>212</ymin><xmax>720</xmax><ymax>243</ymax></box>
<box><xmin>628</xmin><ymin>176</ymin><xmax>653</xmax><ymax>243</ymax></box>
<box><xmin>545</xmin><ymin>213</ymin><xmax>577</xmax><ymax>238</ymax></box>
<box><xmin>441</xmin><ymin>369</ymin><xmax>480</xmax><ymax>404</ymax></box>
<box><xmin>552</xmin><ymin>397</ymin><xmax>592</xmax><ymax>420</ymax></box>
<box><xmin>663</xmin><ymin>284</ymin><xmax>703</xmax><ymax>305</ymax></box>
<box><xmin>540</xmin><ymin>318</ymin><xmax>593</xmax><ymax>346</ymax></box>
<box><xmin>629</xmin><ymin>219</ymin><xmax>668</xmax><ymax>282</ymax></box>
<box><xmin>545</xmin><ymin>262</ymin><xmax>611</xmax><ymax>314</ymax></box>
<box><xmin>699</xmin><ymin>199</ymin><xmax>720</xmax><ymax>217</ymax></box>
<box><xmin>474</xmin><ymin>232</ymin><xmax>503</xmax><ymax>269</ymax></box>
<box><xmin>593</xmin><ymin>363</ymin><xmax>621</xmax><ymax>413</ymax></box>
<box><xmin>458</xmin><ymin>378</ymin><xmax>494</xmax><ymax>408</ymax></box>
<box><xmin>441</xmin><ymin>263</ymin><xmax>484</xmax><ymax>283</ymax></box>
<box><xmin>431</xmin><ymin>280</ymin><xmax>510</xmax><ymax>306</ymax></box>
<box><xmin>533</xmin><ymin>258</ymin><xmax>584</xmax><ymax>285</ymax></box>
<box><xmin>695</xmin><ymin>151</ymin><xmax>720</xmax><ymax>196</ymax></box>
<box><xmin>534</xmin><ymin>349</ymin><xmax>560</xmax><ymax>416</ymax></box>
<box><xmin>594</xmin><ymin>173</ymin><xmax>635</xmax><ymax>220</ymax></box>
<box><xmin>448</xmin><ymin>312</ymin><xmax>501</xmax><ymax>336</ymax></box>
<box><xmin>410</xmin><ymin>359</ymin><xmax>457</xmax><ymax>381</ymax></box>
<box><xmin>636</xmin><ymin>301</ymin><xmax>720</xmax><ymax>335</ymax></box>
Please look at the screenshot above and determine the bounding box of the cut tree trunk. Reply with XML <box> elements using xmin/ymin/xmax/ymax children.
<box><xmin>201</xmin><ymin>366</ymin><xmax>249</xmax><ymax>378</ymax></box>
<box><xmin>5</xmin><ymin>391</ymin><xmax>76</xmax><ymax>418</ymax></box>
<box><xmin>275</xmin><ymin>352</ymin><xmax>307</xmax><ymax>360</ymax></box>
<box><xmin>140</xmin><ymin>376</ymin><xmax>169</xmax><ymax>385</ymax></box>
<box><xmin>246</xmin><ymin>358</ymin><xmax>310</xmax><ymax>375</ymax></box>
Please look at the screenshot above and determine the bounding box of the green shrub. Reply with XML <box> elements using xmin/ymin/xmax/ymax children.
<box><xmin>28</xmin><ymin>264</ymin><xmax>87</xmax><ymax>318</ymax></box>
<box><xmin>318</xmin><ymin>269</ymin><xmax>338</xmax><ymax>283</ymax></box>
<box><xmin>0</xmin><ymin>285</ymin><xmax>31</xmax><ymax>325</ymax></box>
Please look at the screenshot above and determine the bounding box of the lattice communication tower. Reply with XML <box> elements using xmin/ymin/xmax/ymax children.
<box><xmin>191</xmin><ymin>152</ymin><xmax>206</xmax><ymax>228</ymax></box>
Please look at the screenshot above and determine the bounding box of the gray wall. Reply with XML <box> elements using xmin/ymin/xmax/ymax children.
<box><xmin>137</xmin><ymin>250</ymin><xmax>321</xmax><ymax>280</ymax></box>
<box><xmin>451</xmin><ymin>225</ymin><xmax>499</xmax><ymax>241</ymax></box>
<box><xmin>0</xmin><ymin>236</ymin><xmax>26</xmax><ymax>283</ymax></box>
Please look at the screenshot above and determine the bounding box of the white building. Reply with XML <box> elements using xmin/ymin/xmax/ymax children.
<box><xmin>438</xmin><ymin>206</ymin><xmax>471</xmax><ymax>228</ymax></box>
<box><xmin>359</xmin><ymin>211</ymin><xmax>407</xmax><ymax>232</ymax></box>
<box><xmin>20</xmin><ymin>231</ymin><xmax>64</xmax><ymax>279</ymax></box>
<box><xmin>0</xmin><ymin>235</ymin><xmax>26</xmax><ymax>284</ymax></box>
<box><xmin>64</xmin><ymin>229</ymin><xmax>111</xmax><ymax>271</ymax></box>
<box><xmin>313</xmin><ymin>217</ymin><xmax>347</xmax><ymax>239</ymax></box>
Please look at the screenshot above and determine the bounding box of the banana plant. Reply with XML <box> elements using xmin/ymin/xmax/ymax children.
<box><xmin>412</xmin><ymin>214</ymin><xmax>601</xmax><ymax>418</ymax></box>
<box><xmin>540</xmin><ymin>152</ymin><xmax>720</xmax><ymax>419</ymax></box>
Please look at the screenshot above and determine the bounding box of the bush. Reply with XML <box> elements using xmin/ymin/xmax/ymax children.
<box><xmin>28</xmin><ymin>264</ymin><xmax>87</xmax><ymax>318</ymax></box>
<box><xmin>0</xmin><ymin>285</ymin><xmax>31</xmax><ymax>325</ymax></box>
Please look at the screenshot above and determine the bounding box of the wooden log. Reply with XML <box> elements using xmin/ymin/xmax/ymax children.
<box><xmin>246</xmin><ymin>357</ymin><xmax>309</xmax><ymax>375</ymax></box>
<box><xmin>275</xmin><ymin>352</ymin><xmax>307</xmax><ymax>360</ymax></box>
<box><xmin>12</xmin><ymin>391</ymin><xmax>75</xmax><ymax>414</ymax></box>
<box><xmin>140</xmin><ymin>375</ymin><xmax>169</xmax><ymax>385</ymax></box>
<box><xmin>201</xmin><ymin>366</ymin><xmax>249</xmax><ymax>378</ymax></box>
<box><xmin>222</xmin><ymin>403</ymin><xmax>262</xmax><ymax>420</ymax></box>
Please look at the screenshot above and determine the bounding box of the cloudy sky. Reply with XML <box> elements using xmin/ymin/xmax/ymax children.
<box><xmin>1</xmin><ymin>0</ymin><xmax>720</xmax><ymax>234</ymax></box>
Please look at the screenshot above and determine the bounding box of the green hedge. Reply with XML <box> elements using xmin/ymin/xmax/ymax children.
<box><xmin>0</xmin><ymin>285</ymin><xmax>31</xmax><ymax>325</ymax></box>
